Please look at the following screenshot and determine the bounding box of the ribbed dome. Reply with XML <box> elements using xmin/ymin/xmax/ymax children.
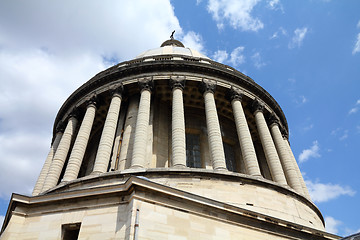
<box><xmin>136</xmin><ymin>39</ymin><xmax>210</xmax><ymax>59</ymax></box>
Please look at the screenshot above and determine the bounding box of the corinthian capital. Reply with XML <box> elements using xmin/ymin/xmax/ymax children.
<box><xmin>170</xmin><ymin>76</ymin><xmax>185</xmax><ymax>90</ymax></box>
<box><xmin>226</xmin><ymin>86</ymin><xmax>243</xmax><ymax>102</ymax></box>
<box><xmin>281</xmin><ymin>127</ymin><xmax>289</xmax><ymax>139</ymax></box>
<box><xmin>251</xmin><ymin>99</ymin><xmax>264</xmax><ymax>113</ymax></box>
<box><xmin>268</xmin><ymin>112</ymin><xmax>280</xmax><ymax>127</ymax></box>
<box><xmin>111</xmin><ymin>83</ymin><xmax>124</xmax><ymax>98</ymax></box>
<box><xmin>56</xmin><ymin>121</ymin><xmax>65</xmax><ymax>133</ymax></box>
<box><xmin>138</xmin><ymin>77</ymin><xmax>154</xmax><ymax>93</ymax></box>
<box><xmin>200</xmin><ymin>79</ymin><xmax>216</xmax><ymax>94</ymax></box>
<box><xmin>87</xmin><ymin>94</ymin><xmax>98</xmax><ymax>107</ymax></box>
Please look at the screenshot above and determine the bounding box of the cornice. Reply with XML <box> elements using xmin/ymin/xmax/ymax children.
<box><xmin>52</xmin><ymin>56</ymin><xmax>288</xmax><ymax>136</ymax></box>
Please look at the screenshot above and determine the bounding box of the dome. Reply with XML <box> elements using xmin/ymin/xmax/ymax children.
<box><xmin>136</xmin><ymin>39</ymin><xmax>210</xmax><ymax>59</ymax></box>
<box><xmin>1</xmin><ymin>38</ymin><xmax>338</xmax><ymax>240</ymax></box>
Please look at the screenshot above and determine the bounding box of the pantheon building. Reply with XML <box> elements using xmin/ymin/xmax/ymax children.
<box><xmin>0</xmin><ymin>38</ymin><xmax>341</xmax><ymax>239</ymax></box>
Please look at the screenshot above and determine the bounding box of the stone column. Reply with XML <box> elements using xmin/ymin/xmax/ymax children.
<box><xmin>283</xmin><ymin>135</ymin><xmax>311</xmax><ymax>198</ymax></box>
<box><xmin>170</xmin><ymin>77</ymin><xmax>186</xmax><ymax>168</ymax></box>
<box><xmin>92</xmin><ymin>86</ymin><xmax>123</xmax><ymax>174</ymax></box>
<box><xmin>200</xmin><ymin>80</ymin><xmax>226</xmax><ymax>170</ymax></box>
<box><xmin>42</xmin><ymin>114</ymin><xmax>78</xmax><ymax>191</ymax></box>
<box><xmin>131</xmin><ymin>79</ymin><xmax>153</xmax><ymax>168</ymax></box>
<box><xmin>252</xmin><ymin>100</ymin><xmax>287</xmax><ymax>185</ymax></box>
<box><xmin>62</xmin><ymin>98</ymin><xmax>97</xmax><ymax>182</ymax></box>
<box><xmin>32</xmin><ymin>123</ymin><xmax>64</xmax><ymax>195</ymax></box>
<box><xmin>228</xmin><ymin>87</ymin><xmax>261</xmax><ymax>176</ymax></box>
<box><xmin>269</xmin><ymin>116</ymin><xmax>303</xmax><ymax>193</ymax></box>
<box><xmin>118</xmin><ymin>96</ymin><xmax>138</xmax><ymax>170</ymax></box>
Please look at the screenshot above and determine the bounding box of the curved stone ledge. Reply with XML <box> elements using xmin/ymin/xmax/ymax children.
<box><xmin>44</xmin><ymin>168</ymin><xmax>323</xmax><ymax>229</ymax></box>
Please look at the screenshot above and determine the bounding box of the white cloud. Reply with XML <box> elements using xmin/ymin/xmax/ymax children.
<box><xmin>270</xmin><ymin>27</ymin><xmax>287</xmax><ymax>39</ymax></box>
<box><xmin>267</xmin><ymin>0</ymin><xmax>284</xmax><ymax>12</ymax></box>
<box><xmin>295</xmin><ymin>95</ymin><xmax>308</xmax><ymax>105</ymax></box>
<box><xmin>251</xmin><ymin>52</ymin><xmax>266</xmax><ymax>69</ymax></box>
<box><xmin>213</xmin><ymin>50</ymin><xmax>229</xmax><ymax>63</ymax></box>
<box><xmin>288</xmin><ymin>27</ymin><xmax>308</xmax><ymax>49</ymax></box>
<box><xmin>298</xmin><ymin>141</ymin><xmax>320</xmax><ymax>163</ymax></box>
<box><xmin>352</xmin><ymin>33</ymin><xmax>360</xmax><ymax>55</ymax></box>
<box><xmin>212</xmin><ymin>47</ymin><xmax>245</xmax><ymax>66</ymax></box>
<box><xmin>348</xmin><ymin>107</ymin><xmax>358</xmax><ymax>114</ymax></box>
<box><xmin>0</xmin><ymin>0</ymin><xmax>191</xmax><ymax>199</ymax></box>
<box><xmin>306</xmin><ymin>180</ymin><xmax>356</xmax><ymax>203</ymax></box>
<box><xmin>348</xmin><ymin>99</ymin><xmax>360</xmax><ymax>114</ymax></box>
<box><xmin>181</xmin><ymin>31</ymin><xmax>205</xmax><ymax>53</ymax></box>
<box><xmin>325</xmin><ymin>216</ymin><xmax>342</xmax><ymax>235</ymax></box>
<box><xmin>303</xmin><ymin>124</ymin><xmax>314</xmax><ymax>131</ymax></box>
<box><xmin>339</xmin><ymin>130</ymin><xmax>349</xmax><ymax>141</ymax></box>
<box><xmin>331</xmin><ymin>127</ymin><xmax>342</xmax><ymax>136</ymax></box>
<box><xmin>288</xmin><ymin>78</ymin><xmax>296</xmax><ymax>84</ymax></box>
<box><xmin>230</xmin><ymin>46</ymin><xmax>246</xmax><ymax>66</ymax></box>
<box><xmin>207</xmin><ymin>0</ymin><xmax>264</xmax><ymax>31</ymax></box>
<box><xmin>211</xmin><ymin>46</ymin><xmax>246</xmax><ymax>67</ymax></box>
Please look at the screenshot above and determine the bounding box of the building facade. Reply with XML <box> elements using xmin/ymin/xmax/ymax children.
<box><xmin>0</xmin><ymin>39</ymin><xmax>340</xmax><ymax>239</ymax></box>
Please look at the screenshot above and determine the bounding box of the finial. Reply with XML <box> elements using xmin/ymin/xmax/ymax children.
<box><xmin>170</xmin><ymin>30</ymin><xmax>175</xmax><ymax>40</ymax></box>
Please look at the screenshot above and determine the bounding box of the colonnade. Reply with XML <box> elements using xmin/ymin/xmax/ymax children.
<box><xmin>33</xmin><ymin>79</ymin><xmax>309</xmax><ymax>199</ymax></box>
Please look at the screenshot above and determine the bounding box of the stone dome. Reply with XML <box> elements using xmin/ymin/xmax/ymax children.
<box><xmin>136</xmin><ymin>39</ymin><xmax>210</xmax><ymax>59</ymax></box>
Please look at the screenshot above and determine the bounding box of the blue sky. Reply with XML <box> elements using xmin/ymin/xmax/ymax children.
<box><xmin>0</xmin><ymin>0</ymin><xmax>359</xmax><ymax>236</ymax></box>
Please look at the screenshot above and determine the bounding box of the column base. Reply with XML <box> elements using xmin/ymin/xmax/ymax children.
<box><xmin>130</xmin><ymin>165</ymin><xmax>145</xmax><ymax>169</ymax></box>
<box><xmin>90</xmin><ymin>171</ymin><xmax>103</xmax><ymax>176</ymax></box>
<box><xmin>214</xmin><ymin>167</ymin><xmax>228</xmax><ymax>171</ymax></box>
<box><xmin>172</xmin><ymin>164</ymin><xmax>187</xmax><ymax>168</ymax></box>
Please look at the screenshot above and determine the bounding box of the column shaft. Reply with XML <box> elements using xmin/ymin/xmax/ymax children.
<box><xmin>172</xmin><ymin>88</ymin><xmax>186</xmax><ymax>167</ymax></box>
<box><xmin>270</xmin><ymin>123</ymin><xmax>303</xmax><ymax>192</ymax></box>
<box><xmin>32</xmin><ymin>132</ymin><xmax>62</xmax><ymax>195</ymax></box>
<box><xmin>254</xmin><ymin>110</ymin><xmax>287</xmax><ymax>185</ymax></box>
<box><xmin>232</xmin><ymin>100</ymin><xmax>261</xmax><ymax>176</ymax></box>
<box><xmin>92</xmin><ymin>94</ymin><xmax>122</xmax><ymax>174</ymax></box>
<box><xmin>63</xmin><ymin>104</ymin><xmax>96</xmax><ymax>181</ymax></box>
<box><xmin>131</xmin><ymin>89</ymin><xmax>151</xmax><ymax>168</ymax></box>
<box><xmin>118</xmin><ymin>96</ymin><xmax>138</xmax><ymax>170</ymax></box>
<box><xmin>284</xmin><ymin>139</ymin><xmax>311</xmax><ymax>198</ymax></box>
<box><xmin>204</xmin><ymin>91</ymin><xmax>226</xmax><ymax>170</ymax></box>
<box><xmin>42</xmin><ymin>117</ymin><xmax>78</xmax><ymax>191</ymax></box>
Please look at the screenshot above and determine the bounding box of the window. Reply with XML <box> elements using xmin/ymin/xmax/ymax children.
<box><xmin>62</xmin><ymin>223</ymin><xmax>81</xmax><ymax>240</ymax></box>
<box><xmin>186</xmin><ymin>133</ymin><xmax>202</xmax><ymax>168</ymax></box>
<box><xmin>224</xmin><ymin>142</ymin><xmax>236</xmax><ymax>172</ymax></box>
